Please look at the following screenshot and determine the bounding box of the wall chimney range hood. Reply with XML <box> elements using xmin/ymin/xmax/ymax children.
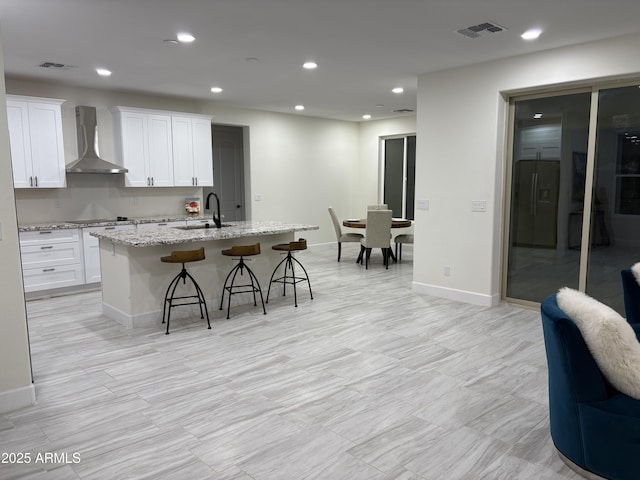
<box><xmin>66</xmin><ymin>106</ymin><xmax>128</xmax><ymax>174</ymax></box>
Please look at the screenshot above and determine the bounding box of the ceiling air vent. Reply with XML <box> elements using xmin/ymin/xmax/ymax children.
<box><xmin>37</xmin><ymin>61</ymin><xmax>76</xmax><ymax>70</ymax></box>
<box><xmin>455</xmin><ymin>21</ymin><xmax>507</xmax><ymax>39</ymax></box>
<box><xmin>393</xmin><ymin>108</ymin><xmax>414</xmax><ymax>113</ymax></box>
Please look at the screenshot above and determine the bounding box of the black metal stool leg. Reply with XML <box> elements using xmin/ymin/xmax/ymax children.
<box><xmin>291</xmin><ymin>255</ymin><xmax>313</xmax><ymax>300</ymax></box>
<box><xmin>185</xmin><ymin>270</ymin><xmax>211</xmax><ymax>329</ymax></box>
<box><xmin>266</xmin><ymin>254</ymin><xmax>289</xmax><ymax>303</ymax></box>
<box><xmin>164</xmin><ymin>269</ymin><xmax>185</xmax><ymax>335</ymax></box>
<box><xmin>244</xmin><ymin>263</ymin><xmax>267</xmax><ymax>315</ymax></box>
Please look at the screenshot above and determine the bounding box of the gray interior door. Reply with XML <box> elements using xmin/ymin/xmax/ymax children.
<box><xmin>210</xmin><ymin>125</ymin><xmax>245</xmax><ymax>222</ymax></box>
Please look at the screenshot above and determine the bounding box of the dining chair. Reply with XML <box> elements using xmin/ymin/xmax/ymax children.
<box><xmin>359</xmin><ymin>209</ymin><xmax>393</xmax><ymax>269</ymax></box>
<box><xmin>328</xmin><ymin>206</ymin><xmax>363</xmax><ymax>262</ymax></box>
<box><xmin>367</xmin><ymin>204</ymin><xmax>388</xmax><ymax>210</ymax></box>
<box><xmin>394</xmin><ymin>233</ymin><xmax>414</xmax><ymax>263</ymax></box>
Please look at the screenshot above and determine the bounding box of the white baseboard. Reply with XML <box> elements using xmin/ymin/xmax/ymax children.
<box><xmin>412</xmin><ymin>281</ymin><xmax>499</xmax><ymax>307</ymax></box>
<box><xmin>0</xmin><ymin>384</ymin><xmax>36</xmax><ymax>414</ymax></box>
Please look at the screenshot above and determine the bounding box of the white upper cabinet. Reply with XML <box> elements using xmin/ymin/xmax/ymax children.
<box><xmin>112</xmin><ymin>107</ymin><xmax>173</xmax><ymax>187</ymax></box>
<box><xmin>172</xmin><ymin>114</ymin><xmax>213</xmax><ymax>187</ymax></box>
<box><xmin>7</xmin><ymin>96</ymin><xmax>66</xmax><ymax>188</ymax></box>
<box><xmin>113</xmin><ymin>106</ymin><xmax>212</xmax><ymax>187</ymax></box>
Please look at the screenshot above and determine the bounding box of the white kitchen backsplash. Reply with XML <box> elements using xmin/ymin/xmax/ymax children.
<box><xmin>15</xmin><ymin>174</ymin><xmax>202</xmax><ymax>224</ymax></box>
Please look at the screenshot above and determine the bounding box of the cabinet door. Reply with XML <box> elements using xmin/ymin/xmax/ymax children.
<box><xmin>192</xmin><ymin>117</ymin><xmax>213</xmax><ymax>186</ymax></box>
<box><xmin>147</xmin><ymin>114</ymin><xmax>174</xmax><ymax>187</ymax></box>
<box><xmin>82</xmin><ymin>225</ymin><xmax>134</xmax><ymax>282</ymax></box>
<box><xmin>120</xmin><ymin>111</ymin><xmax>150</xmax><ymax>187</ymax></box>
<box><xmin>27</xmin><ymin>101</ymin><xmax>66</xmax><ymax>188</ymax></box>
<box><xmin>172</xmin><ymin>115</ymin><xmax>195</xmax><ymax>186</ymax></box>
<box><xmin>6</xmin><ymin>100</ymin><xmax>33</xmax><ymax>188</ymax></box>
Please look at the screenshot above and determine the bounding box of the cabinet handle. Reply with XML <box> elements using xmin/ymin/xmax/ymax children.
<box><xmin>40</xmin><ymin>246</ymin><xmax>54</xmax><ymax>250</ymax></box>
<box><xmin>105</xmin><ymin>226</ymin><xmax>116</xmax><ymax>230</ymax></box>
<box><xmin>29</xmin><ymin>176</ymin><xmax>33</xmax><ymax>187</ymax></box>
<box><xmin>158</xmin><ymin>223</ymin><xmax>167</xmax><ymax>226</ymax></box>
<box><xmin>43</xmin><ymin>268</ymin><xmax>55</xmax><ymax>272</ymax></box>
<box><xmin>147</xmin><ymin>177</ymin><xmax>150</xmax><ymax>186</ymax></box>
<box><xmin>151</xmin><ymin>177</ymin><xmax>154</xmax><ymax>186</ymax></box>
<box><xmin>35</xmin><ymin>176</ymin><xmax>38</xmax><ymax>187</ymax></box>
<box><xmin>192</xmin><ymin>177</ymin><xmax>195</xmax><ymax>185</ymax></box>
<box><xmin>39</xmin><ymin>231</ymin><xmax>53</xmax><ymax>235</ymax></box>
<box><xmin>195</xmin><ymin>177</ymin><xmax>198</xmax><ymax>186</ymax></box>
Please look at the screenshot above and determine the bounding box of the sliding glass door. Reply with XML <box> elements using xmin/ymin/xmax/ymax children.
<box><xmin>586</xmin><ymin>85</ymin><xmax>640</xmax><ymax>313</ymax></box>
<box><xmin>383</xmin><ymin>135</ymin><xmax>416</xmax><ymax>219</ymax></box>
<box><xmin>504</xmin><ymin>83</ymin><xmax>640</xmax><ymax>315</ymax></box>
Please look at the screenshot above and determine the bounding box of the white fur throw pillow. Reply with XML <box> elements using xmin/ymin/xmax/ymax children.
<box><xmin>557</xmin><ymin>287</ymin><xmax>640</xmax><ymax>400</ymax></box>
<box><xmin>632</xmin><ymin>262</ymin><xmax>640</xmax><ymax>285</ymax></box>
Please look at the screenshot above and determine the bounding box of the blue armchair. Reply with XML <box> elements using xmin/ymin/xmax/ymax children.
<box><xmin>541</xmin><ymin>294</ymin><xmax>640</xmax><ymax>480</ymax></box>
<box><xmin>621</xmin><ymin>269</ymin><xmax>640</xmax><ymax>324</ymax></box>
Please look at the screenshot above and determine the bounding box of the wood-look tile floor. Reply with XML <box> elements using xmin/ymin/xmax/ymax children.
<box><xmin>1</xmin><ymin>245</ymin><xmax>581</xmax><ymax>480</ymax></box>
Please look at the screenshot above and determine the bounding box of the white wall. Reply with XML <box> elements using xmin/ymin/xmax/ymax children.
<box><xmin>6</xmin><ymin>79</ymin><xmax>361</xmax><ymax>245</ymax></box>
<box><xmin>414</xmin><ymin>32</ymin><xmax>640</xmax><ymax>305</ymax></box>
<box><xmin>0</xmin><ymin>36</ymin><xmax>35</xmax><ymax>413</ymax></box>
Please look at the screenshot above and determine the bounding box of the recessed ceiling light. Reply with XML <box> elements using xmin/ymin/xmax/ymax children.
<box><xmin>533</xmin><ymin>112</ymin><xmax>543</xmax><ymax>119</ymax></box>
<box><xmin>303</xmin><ymin>61</ymin><xmax>317</xmax><ymax>69</ymax></box>
<box><xmin>521</xmin><ymin>29</ymin><xmax>542</xmax><ymax>40</ymax></box>
<box><xmin>294</xmin><ymin>105</ymin><xmax>305</xmax><ymax>111</ymax></box>
<box><xmin>362</xmin><ymin>114</ymin><xmax>372</xmax><ymax>120</ymax></box>
<box><xmin>96</xmin><ymin>68</ymin><xmax>112</xmax><ymax>77</ymax></box>
<box><xmin>245</xmin><ymin>57</ymin><xmax>259</xmax><ymax>63</ymax></box>
<box><xmin>392</xmin><ymin>87</ymin><xmax>404</xmax><ymax>94</ymax></box>
<box><xmin>177</xmin><ymin>32</ymin><xmax>196</xmax><ymax>43</ymax></box>
<box><xmin>163</xmin><ymin>39</ymin><xmax>179</xmax><ymax>45</ymax></box>
<box><xmin>210</xmin><ymin>87</ymin><xmax>223</xmax><ymax>93</ymax></box>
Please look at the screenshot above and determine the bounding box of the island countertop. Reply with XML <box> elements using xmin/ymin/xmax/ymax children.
<box><xmin>90</xmin><ymin>220</ymin><xmax>319</xmax><ymax>247</ymax></box>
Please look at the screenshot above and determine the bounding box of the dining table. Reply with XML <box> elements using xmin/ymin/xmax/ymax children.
<box><xmin>343</xmin><ymin>217</ymin><xmax>412</xmax><ymax>263</ymax></box>
<box><xmin>342</xmin><ymin>218</ymin><xmax>413</xmax><ymax>229</ymax></box>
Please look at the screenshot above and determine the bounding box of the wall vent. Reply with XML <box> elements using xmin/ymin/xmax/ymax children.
<box><xmin>37</xmin><ymin>61</ymin><xmax>76</xmax><ymax>70</ymax></box>
<box><xmin>455</xmin><ymin>21</ymin><xmax>507</xmax><ymax>39</ymax></box>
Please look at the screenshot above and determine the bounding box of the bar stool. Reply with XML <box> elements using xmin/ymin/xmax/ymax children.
<box><xmin>266</xmin><ymin>238</ymin><xmax>313</xmax><ymax>307</ymax></box>
<box><xmin>161</xmin><ymin>246</ymin><xmax>210</xmax><ymax>335</ymax></box>
<box><xmin>220</xmin><ymin>242</ymin><xmax>266</xmax><ymax>319</ymax></box>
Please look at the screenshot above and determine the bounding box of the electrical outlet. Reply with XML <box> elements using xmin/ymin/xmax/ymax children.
<box><xmin>444</xmin><ymin>265</ymin><xmax>451</xmax><ymax>276</ymax></box>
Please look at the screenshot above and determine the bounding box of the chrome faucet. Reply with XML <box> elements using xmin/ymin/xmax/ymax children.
<box><xmin>205</xmin><ymin>192</ymin><xmax>222</xmax><ymax>228</ymax></box>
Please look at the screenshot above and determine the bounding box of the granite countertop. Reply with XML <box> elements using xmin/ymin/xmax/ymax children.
<box><xmin>90</xmin><ymin>221</ymin><xmax>319</xmax><ymax>247</ymax></box>
<box><xmin>18</xmin><ymin>215</ymin><xmax>218</xmax><ymax>232</ymax></box>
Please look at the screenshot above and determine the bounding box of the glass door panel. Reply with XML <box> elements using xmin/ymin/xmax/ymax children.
<box><xmin>505</xmin><ymin>92</ymin><xmax>592</xmax><ymax>303</ymax></box>
<box><xmin>586</xmin><ymin>85</ymin><xmax>640</xmax><ymax>314</ymax></box>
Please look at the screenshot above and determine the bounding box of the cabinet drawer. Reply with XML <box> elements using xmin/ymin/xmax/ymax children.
<box><xmin>22</xmin><ymin>263</ymin><xmax>83</xmax><ymax>293</ymax></box>
<box><xmin>20</xmin><ymin>242</ymin><xmax>81</xmax><ymax>268</ymax></box>
<box><xmin>20</xmin><ymin>228</ymin><xmax>79</xmax><ymax>245</ymax></box>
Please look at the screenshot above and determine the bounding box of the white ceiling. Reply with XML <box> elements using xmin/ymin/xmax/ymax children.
<box><xmin>1</xmin><ymin>0</ymin><xmax>640</xmax><ymax>122</ymax></box>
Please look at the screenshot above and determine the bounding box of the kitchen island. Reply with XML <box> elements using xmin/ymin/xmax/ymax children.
<box><xmin>91</xmin><ymin>221</ymin><xmax>318</xmax><ymax>328</ymax></box>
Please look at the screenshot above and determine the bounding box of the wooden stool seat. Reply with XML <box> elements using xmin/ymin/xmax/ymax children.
<box><xmin>220</xmin><ymin>243</ymin><xmax>266</xmax><ymax>319</ymax></box>
<box><xmin>161</xmin><ymin>247</ymin><xmax>206</xmax><ymax>264</ymax></box>
<box><xmin>271</xmin><ymin>238</ymin><xmax>307</xmax><ymax>252</ymax></box>
<box><xmin>267</xmin><ymin>238</ymin><xmax>313</xmax><ymax>307</ymax></box>
<box><xmin>221</xmin><ymin>243</ymin><xmax>261</xmax><ymax>257</ymax></box>
<box><xmin>160</xmin><ymin>247</ymin><xmax>210</xmax><ymax>335</ymax></box>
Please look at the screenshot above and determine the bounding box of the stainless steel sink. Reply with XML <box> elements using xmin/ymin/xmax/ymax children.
<box><xmin>175</xmin><ymin>223</ymin><xmax>231</xmax><ymax>230</ymax></box>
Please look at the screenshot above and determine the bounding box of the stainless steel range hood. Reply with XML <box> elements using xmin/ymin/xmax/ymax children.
<box><xmin>66</xmin><ymin>106</ymin><xmax>128</xmax><ymax>174</ymax></box>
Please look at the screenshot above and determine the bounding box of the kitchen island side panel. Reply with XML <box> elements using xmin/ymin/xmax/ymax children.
<box><xmin>99</xmin><ymin>232</ymin><xmax>294</xmax><ymax>328</ymax></box>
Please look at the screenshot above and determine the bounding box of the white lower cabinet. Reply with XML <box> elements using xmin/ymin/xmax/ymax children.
<box><xmin>19</xmin><ymin>229</ymin><xmax>83</xmax><ymax>293</ymax></box>
<box><xmin>82</xmin><ymin>225</ymin><xmax>135</xmax><ymax>283</ymax></box>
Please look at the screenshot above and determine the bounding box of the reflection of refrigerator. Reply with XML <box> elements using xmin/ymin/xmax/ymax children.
<box><xmin>513</xmin><ymin>160</ymin><xmax>560</xmax><ymax>248</ymax></box>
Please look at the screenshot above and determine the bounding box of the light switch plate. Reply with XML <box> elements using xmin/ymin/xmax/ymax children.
<box><xmin>416</xmin><ymin>199</ymin><xmax>429</xmax><ymax>210</ymax></box>
<box><xmin>471</xmin><ymin>200</ymin><xmax>487</xmax><ymax>212</ymax></box>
